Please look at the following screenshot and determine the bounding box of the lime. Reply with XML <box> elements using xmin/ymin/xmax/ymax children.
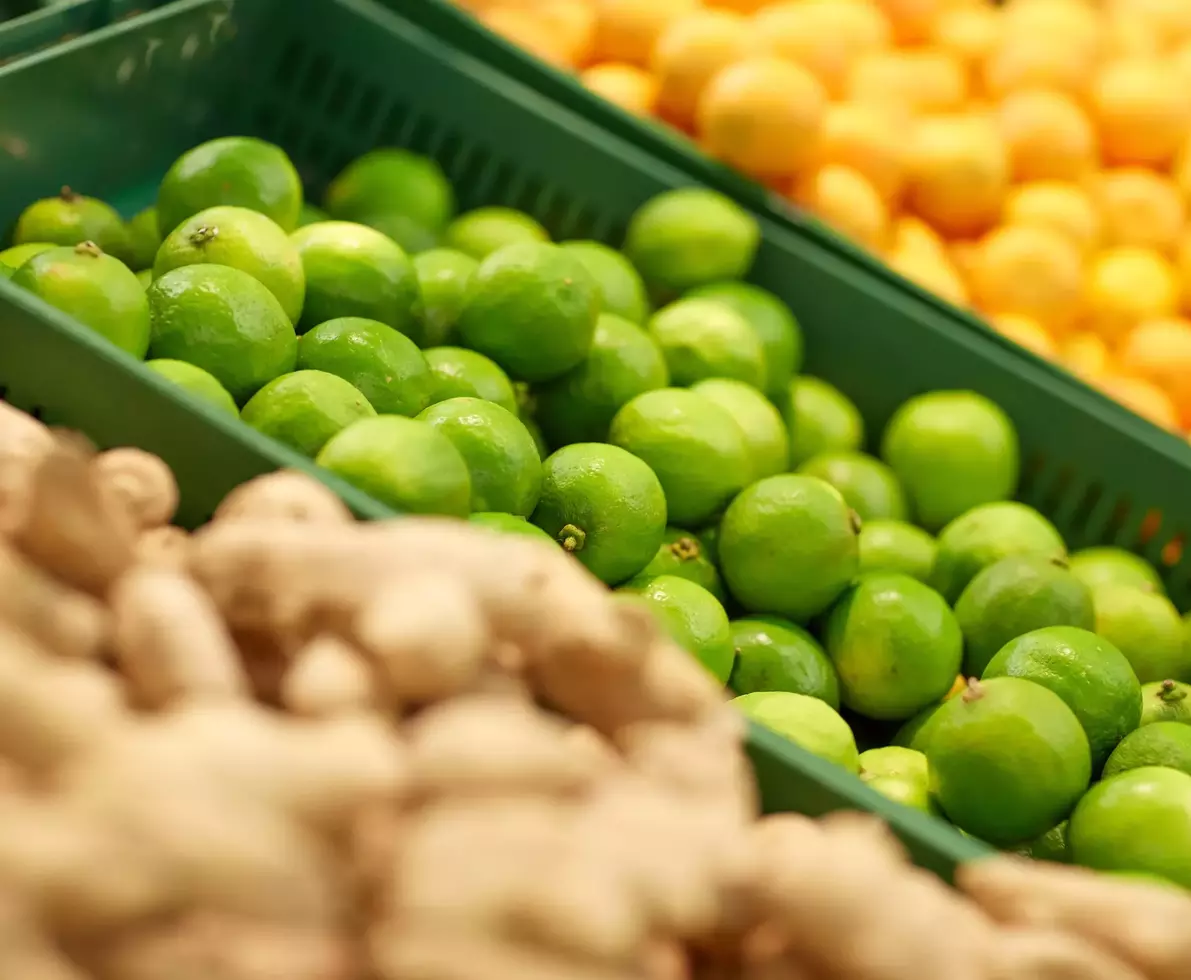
<box><xmin>647</xmin><ymin>297</ymin><xmax>766</xmax><ymax>389</ymax></box>
<box><xmin>521</xmin><ymin>412</ymin><xmax>549</xmax><ymax>460</ymax></box>
<box><xmin>733</xmin><ymin>691</ymin><xmax>859</xmax><ymax>773</ymax></box>
<box><xmin>559</xmin><ymin>240</ymin><xmax>649</xmax><ymax>324</ymax></box>
<box><xmin>424</xmin><ymin>347</ymin><xmax>518</xmax><ymax>414</ymax></box>
<box><xmin>622</xmin><ymin>188</ymin><xmax>759</xmax><ymax>293</ymax></box>
<box><xmin>531</xmin><ymin>442</ymin><xmax>666</xmax><ymax>585</ymax></box>
<box><xmin>955</xmin><ymin>555</ymin><xmax>1095</xmax><ymax>677</ymax></box>
<box><xmin>1103</xmin><ymin>722</ymin><xmax>1191</xmax><ymax>779</ymax></box>
<box><xmin>297</xmin><ymin>203</ymin><xmax>329</xmax><ymax>227</ymax></box>
<box><xmin>626</xmin><ymin>575</ymin><xmax>734</xmax><ymax>683</ymax></box>
<box><xmin>784</xmin><ymin>376</ymin><xmax>865</xmax><ymax>468</ymax></box>
<box><xmin>628</xmin><ymin>527</ymin><xmax>725</xmax><ymax>601</ymax></box>
<box><xmin>608</xmin><ymin>387</ymin><xmax>751</xmax><ymax>527</ymax></box>
<box><xmin>797</xmin><ymin>451</ymin><xmax>907</xmax><ymax>522</ymax></box>
<box><xmin>360</xmin><ymin>212</ymin><xmax>441</xmax><ymax>255</ymax></box>
<box><xmin>929</xmin><ymin>501</ymin><xmax>1066</xmax><ymax>603</ymax></box>
<box><xmin>146</xmin><ymin>264</ymin><xmax>296</xmax><ymax>404</ymax></box>
<box><xmin>687</xmin><ymin>281</ymin><xmax>803</xmax><ymax>403</ymax></box>
<box><xmin>290</xmin><ymin>221</ymin><xmax>421</xmax><ymax>336</ymax></box>
<box><xmin>417</xmin><ymin>397</ymin><xmax>542</xmax><ymax>516</ymax></box>
<box><xmin>315</xmin><ymin>415</ymin><xmax>471</xmax><ymax>516</ymax></box>
<box><xmin>0</xmin><ymin>242</ymin><xmax>54</xmax><ymax>277</ymax></box>
<box><xmin>926</xmin><ymin>677</ymin><xmax>1091</xmax><ymax>845</ymax></box>
<box><xmin>126</xmin><ymin>206</ymin><xmax>161</xmax><ymax>271</ymax></box>
<box><xmin>691</xmin><ymin>378</ymin><xmax>789</xmax><ymax>479</ymax></box>
<box><xmin>444</xmin><ymin>207</ymin><xmax>549</xmax><ymax>259</ymax></box>
<box><xmin>1016</xmin><ymin>822</ymin><xmax>1070</xmax><ymax>863</ymax></box>
<box><xmin>13</xmin><ymin>243</ymin><xmax>149</xmax><ymax>358</ymax></box>
<box><xmin>881</xmin><ymin>391</ymin><xmax>1019</xmax><ymax>532</ymax></box>
<box><xmin>1068</xmin><ymin>767</ymin><xmax>1191</xmax><ymax>889</ymax></box>
<box><xmin>535</xmin><ymin>313</ymin><xmax>670</xmax><ymax>448</ymax></box>
<box><xmin>13</xmin><ymin>187</ymin><xmax>131</xmax><ymax>264</ymax></box>
<box><xmin>891</xmin><ymin>700</ymin><xmax>947</xmax><ymax>753</ymax></box>
<box><xmin>324</xmin><ymin>149</ymin><xmax>454</xmax><ymax>233</ymax></box>
<box><xmin>241</xmin><ymin>370</ymin><xmax>376</xmax><ymax>458</ymax></box>
<box><xmin>719</xmin><ymin>474</ymin><xmax>860</xmax><ymax>622</ymax></box>
<box><xmin>468</xmin><ymin>512</ymin><xmax>556</xmax><ymax>543</ymax></box>
<box><xmin>297</xmin><ymin>316</ymin><xmax>432</xmax><ymax>417</ymax></box>
<box><xmin>859</xmin><ymin>746</ymin><xmax>937</xmax><ymax>815</ymax></box>
<box><xmin>409</xmin><ymin>248</ymin><xmax>478</xmax><ymax>348</ymax></box>
<box><xmin>1069</xmin><ymin>547</ymin><xmax>1164</xmax><ymax>596</ymax></box>
<box><xmin>1140</xmin><ymin>679</ymin><xmax>1191</xmax><ymax>725</ymax></box>
<box><xmin>455</xmin><ymin>242</ymin><xmax>598</xmax><ymax>382</ymax></box>
<box><xmin>982</xmin><ymin>626</ymin><xmax>1142</xmax><ymax>772</ymax></box>
<box><xmin>1093</xmin><ymin>585</ymin><xmax>1189</xmax><ymax>684</ymax></box>
<box><xmin>135</xmin><ymin>269</ymin><xmax>153</xmax><ymax>290</ymax></box>
<box><xmin>825</xmin><ymin>572</ymin><xmax>962</xmax><ymax>721</ymax></box>
<box><xmin>858</xmin><ymin>519</ymin><xmax>936</xmax><ymax>582</ymax></box>
<box><xmin>696</xmin><ymin>522</ymin><xmax>720</xmax><ymax>567</ymax></box>
<box><xmin>157</xmin><ymin>136</ymin><xmax>302</xmax><ymax>235</ymax></box>
<box><xmin>153</xmin><ymin>206</ymin><xmax>305</xmax><ymax>324</ymax></box>
<box><xmin>728</xmin><ymin>615</ymin><xmax>839</xmax><ymax>708</ymax></box>
<box><xmin>145</xmin><ymin>358</ymin><xmax>238</xmax><ymax>416</ymax></box>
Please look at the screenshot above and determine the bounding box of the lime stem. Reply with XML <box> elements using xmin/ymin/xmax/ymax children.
<box><xmin>961</xmin><ymin>677</ymin><xmax>985</xmax><ymax>703</ymax></box>
<box><xmin>1050</xmin><ymin>555</ymin><xmax>1070</xmax><ymax>569</ymax></box>
<box><xmin>1159</xmin><ymin>680</ymin><xmax>1186</xmax><ymax>703</ymax></box>
<box><xmin>188</xmin><ymin>225</ymin><xmax>219</xmax><ymax>247</ymax></box>
<box><xmin>559</xmin><ymin>524</ymin><xmax>586</xmax><ymax>553</ymax></box>
<box><xmin>59</xmin><ymin>185</ymin><xmax>78</xmax><ymax>202</ymax></box>
<box><xmin>73</xmin><ymin>241</ymin><xmax>102</xmax><ymax>258</ymax></box>
<box><xmin>669</xmin><ymin>536</ymin><xmax>701</xmax><ymax>562</ymax></box>
<box><xmin>848</xmin><ymin>509</ymin><xmax>863</xmax><ymax>535</ymax></box>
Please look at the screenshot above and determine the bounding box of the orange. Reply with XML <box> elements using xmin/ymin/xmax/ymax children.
<box><xmin>1170</xmin><ymin>133</ymin><xmax>1191</xmax><ymax>206</ymax></box>
<box><xmin>1098</xmin><ymin>374</ymin><xmax>1181</xmax><ymax>429</ymax></box>
<box><xmin>888</xmin><ymin>243</ymin><xmax>969</xmax><ymax>306</ymax></box>
<box><xmin>1103</xmin><ymin>10</ymin><xmax>1163</xmax><ymax>60</ymax></box>
<box><xmin>846</xmin><ymin>50</ymin><xmax>966</xmax><ymax>114</ymax></box>
<box><xmin>580</xmin><ymin>62</ymin><xmax>660</xmax><ymax>115</ymax></box>
<box><xmin>949</xmin><ymin>239</ymin><xmax>981</xmax><ymax>284</ymax></box>
<box><xmin>931</xmin><ymin>6</ymin><xmax>1004</xmax><ymax>89</ymax></box>
<box><xmin>1176</xmin><ymin>232</ymin><xmax>1191</xmax><ymax>310</ymax></box>
<box><xmin>481</xmin><ymin>6</ymin><xmax>572</xmax><ymax>66</ymax></box>
<box><xmin>696</xmin><ymin>56</ymin><xmax>828</xmax><ymax>179</ymax></box>
<box><xmin>793</xmin><ymin>164</ymin><xmax>889</xmax><ymax>252</ymax></box>
<box><xmin>651</xmin><ymin>9</ymin><xmax>754</xmax><ymax>130</ymax></box>
<box><xmin>892</xmin><ymin>215</ymin><xmax>950</xmax><ymax>262</ymax></box>
<box><xmin>1090</xmin><ymin>59</ymin><xmax>1190</xmax><ymax>167</ymax></box>
<box><xmin>1093</xmin><ymin>168</ymin><xmax>1185</xmax><ymax>254</ymax></box>
<box><xmin>1060</xmin><ymin>332</ymin><xmax>1111</xmax><ymax>381</ymax></box>
<box><xmin>541</xmin><ymin>0</ymin><xmax>598</xmax><ymax>67</ymax></box>
<box><xmin>982</xmin><ymin>34</ymin><xmax>1094</xmax><ymax>101</ymax></box>
<box><xmin>1003</xmin><ymin>181</ymin><xmax>1101</xmax><ymax>256</ymax></box>
<box><xmin>591</xmin><ymin>0</ymin><xmax>700</xmax><ymax>66</ymax></box>
<box><xmin>989</xmin><ymin>313</ymin><xmax>1059</xmax><ymax>359</ymax></box>
<box><xmin>995</xmin><ymin>88</ymin><xmax>1097</xmax><ymax>183</ymax></box>
<box><xmin>1172</xmin><ymin>39</ymin><xmax>1191</xmax><ymax>91</ymax></box>
<box><xmin>1000</xmin><ymin>0</ymin><xmax>1104</xmax><ymax>58</ymax></box>
<box><xmin>1082</xmin><ymin>247</ymin><xmax>1180</xmax><ymax>342</ymax></box>
<box><xmin>871</xmin><ymin>0</ymin><xmax>946</xmax><ymax>45</ymax></box>
<box><xmin>705</xmin><ymin>0</ymin><xmax>771</xmax><ymax>13</ymax></box>
<box><xmin>1106</xmin><ymin>0</ymin><xmax>1191</xmax><ymax>50</ymax></box>
<box><xmin>815</xmin><ymin>101</ymin><xmax>908</xmax><ymax>205</ymax></box>
<box><xmin>970</xmin><ymin>225</ymin><xmax>1084</xmax><ymax>331</ymax></box>
<box><xmin>1119</xmin><ymin>317</ymin><xmax>1191</xmax><ymax>425</ymax></box>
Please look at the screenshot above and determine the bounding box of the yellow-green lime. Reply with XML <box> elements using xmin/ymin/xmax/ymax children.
<box><xmin>241</xmin><ymin>369</ymin><xmax>376</xmax><ymax>458</ymax></box>
<box><xmin>468</xmin><ymin>512</ymin><xmax>556</xmax><ymax>543</ymax></box>
<box><xmin>315</xmin><ymin>415</ymin><xmax>471</xmax><ymax>516</ymax></box>
<box><xmin>12</xmin><ymin>243</ymin><xmax>149</xmax><ymax>358</ymax></box>
<box><xmin>13</xmin><ymin>187</ymin><xmax>131</xmax><ymax>264</ymax></box>
<box><xmin>297</xmin><ymin>203</ymin><xmax>329</xmax><ymax>228</ymax></box>
<box><xmin>1103</xmin><ymin>722</ymin><xmax>1191</xmax><ymax>779</ymax></box>
<box><xmin>696</xmin><ymin>523</ymin><xmax>720</xmax><ymax>567</ymax></box>
<box><xmin>146</xmin><ymin>264</ymin><xmax>297</xmax><ymax>404</ymax></box>
<box><xmin>622</xmin><ymin>188</ymin><xmax>759</xmax><ymax>293</ymax></box>
<box><xmin>859</xmin><ymin>746</ymin><xmax>937</xmax><ymax>814</ymax></box>
<box><xmin>444</xmin><ymin>207</ymin><xmax>549</xmax><ymax>260</ymax></box>
<box><xmin>891</xmin><ymin>700</ymin><xmax>947</xmax><ymax>753</ymax></box>
<box><xmin>417</xmin><ymin>397</ymin><xmax>542</xmax><ymax>516</ymax></box>
<box><xmin>858</xmin><ymin>519</ymin><xmax>936</xmax><ymax>582</ymax></box>
<box><xmin>145</xmin><ymin>358</ymin><xmax>238</xmax><ymax>416</ymax></box>
<box><xmin>1093</xmin><ymin>585</ymin><xmax>1190</xmax><ymax>684</ymax></box>
<box><xmin>628</xmin><ymin>527</ymin><xmax>725</xmax><ymax>601</ymax></box>
<box><xmin>608</xmin><ymin>387</ymin><xmax>751</xmax><ymax>526</ymax></box>
<box><xmin>926</xmin><ymin>676</ymin><xmax>1091</xmax><ymax>845</ymax></box>
<box><xmin>424</xmin><ymin>346</ymin><xmax>518</xmax><ymax>414</ymax></box>
<box><xmin>929</xmin><ymin>501</ymin><xmax>1066</xmax><ymax>603</ymax></box>
<box><xmin>359</xmin><ymin>211</ymin><xmax>441</xmax><ymax>256</ymax></box>
<box><xmin>559</xmin><ymin>240</ymin><xmax>649</xmax><ymax>324</ymax></box>
<box><xmin>531</xmin><ymin>442</ymin><xmax>666</xmax><ymax>584</ymax></box>
<box><xmin>157</xmin><ymin>136</ymin><xmax>302</xmax><ymax>235</ymax></box>
<box><xmin>733</xmin><ymin>691</ymin><xmax>859</xmax><ymax>773</ymax></box>
<box><xmin>955</xmin><ymin>555</ymin><xmax>1095</xmax><ymax>677</ymax></box>
<box><xmin>690</xmin><ymin>378</ymin><xmax>789</xmax><ymax>478</ymax></box>
<box><xmin>982</xmin><ymin>626</ymin><xmax>1142</xmax><ymax>771</ymax></box>
<box><xmin>647</xmin><ymin>297</ymin><xmax>766</xmax><ymax>389</ymax></box>
<box><xmin>0</xmin><ymin>242</ymin><xmax>54</xmax><ymax>277</ymax></box>
<box><xmin>324</xmin><ymin>148</ymin><xmax>455</xmax><ymax>234</ymax></box>
<box><xmin>1016</xmin><ymin>821</ymin><xmax>1070</xmax><ymax>863</ymax></box>
<box><xmin>521</xmin><ymin>412</ymin><xmax>549</xmax><ymax>460</ymax></box>
<box><xmin>409</xmin><ymin>248</ymin><xmax>478</xmax><ymax>348</ymax></box>
<box><xmin>784</xmin><ymin>375</ymin><xmax>864</xmax><ymax>468</ymax></box>
<box><xmin>1140</xmin><ymin>679</ymin><xmax>1191</xmax><ymax>725</ymax></box>
<box><xmin>297</xmin><ymin>316</ymin><xmax>432</xmax><ymax>417</ymax></box>
<box><xmin>135</xmin><ymin>268</ymin><xmax>153</xmax><ymax>290</ymax></box>
<box><xmin>798</xmin><ymin>451</ymin><xmax>907</xmax><ymax>522</ymax></box>
<box><xmin>1069</xmin><ymin>547</ymin><xmax>1164</xmax><ymax>596</ymax></box>
<box><xmin>625</xmin><ymin>575</ymin><xmax>734</xmax><ymax>682</ymax></box>
<box><xmin>719</xmin><ymin>474</ymin><xmax>860</xmax><ymax>622</ymax></box>
<box><xmin>728</xmin><ymin>614</ymin><xmax>839</xmax><ymax>708</ymax></box>
<box><xmin>126</xmin><ymin>206</ymin><xmax>161</xmax><ymax>271</ymax></box>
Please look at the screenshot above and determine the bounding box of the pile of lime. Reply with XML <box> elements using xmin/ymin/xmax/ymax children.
<box><xmin>7</xmin><ymin>137</ymin><xmax>1191</xmax><ymax>888</ymax></box>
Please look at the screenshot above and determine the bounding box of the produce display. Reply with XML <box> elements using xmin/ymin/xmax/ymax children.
<box><xmin>457</xmin><ymin>0</ymin><xmax>1191</xmax><ymax>435</ymax></box>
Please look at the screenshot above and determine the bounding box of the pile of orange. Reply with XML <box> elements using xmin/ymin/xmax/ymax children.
<box><xmin>463</xmin><ymin>0</ymin><xmax>1191</xmax><ymax>437</ymax></box>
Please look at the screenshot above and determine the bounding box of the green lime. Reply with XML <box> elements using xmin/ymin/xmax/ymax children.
<box><xmin>136</xmin><ymin>269</ymin><xmax>153</xmax><ymax>290</ymax></box>
<box><xmin>797</xmin><ymin>451</ymin><xmax>907</xmax><ymax>522</ymax></box>
<box><xmin>0</xmin><ymin>242</ymin><xmax>54</xmax><ymax>277</ymax></box>
<box><xmin>1140</xmin><ymin>679</ymin><xmax>1191</xmax><ymax>725</ymax></box>
<box><xmin>891</xmin><ymin>700</ymin><xmax>948</xmax><ymax>753</ymax></box>
<box><xmin>13</xmin><ymin>187</ymin><xmax>131</xmax><ymax>264</ymax></box>
<box><xmin>315</xmin><ymin>415</ymin><xmax>471</xmax><ymax>516</ymax></box>
<box><xmin>622</xmin><ymin>188</ymin><xmax>759</xmax><ymax>293</ymax></box>
<box><xmin>297</xmin><ymin>203</ymin><xmax>329</xmax><ymax>227</ymax></box>
<box><xmin>455</xmin><ymin>241</ymin><xmax>598</xmax><ymax>382</ymax></box>
<box><xmin>627</xmin><ymin>575</ymin><xmax>734</xmax><ymax>682</ymax></box>
<box><xmin>955</xmin><ymin>555</ymin><xmax>1095</xmax><ymax>677</ymax></box>
<box><xmin>926</xmin><ymin>676</ymin><xmax>1091</xmax><ymax>845</ymax></box>
<box><xmin>929</xmin><ymin>501</ymin><xmax>1067</xmax><ymax>604</ymax></box>
<box><xmin>628</xmin><ymin>528</ymin><xmax>725</xmax><ymax>601</ymax></box>
<box><xmin>531</xmin><ymin>442</ymin><xmax>666</xmax><ymax>585</ymax></box>
<box><xmin>241</xmin><ymin>369</ymin><xmax>377</xmax><ymax>458</ymax></box>
<box><xmin>858</xmin><ymin>519</ymin><xmax>936</xmax><ymax>581</ymax></box>
<box><xmin>881</xmin><ymin>391</ymin><xmax>1020</xmax><ymax>532</ymax></box>
<box><xmin>521</xmin><ymin>412</ymin><xmax>549</xmax><ymax>460</ymax></box>
<box><xmin>647</xmin><ymin>297</ymin><xmax>766</xmax><ymax>389</ymax></box>
<box><xmin>153</xmin><ymin>205</ymin><xmax>305</xmax><ymax>324</ymax></box>
<box><xmin>359</xmin><ymin>212</ymin><xmax>440</xmax><ymax>255</ymax></box>
<box><xmin>733</xmin><ymin>691</ymin><xmax>859</xmax><ymax>773</ymax></box>
<box><xmin>324</xmin><ymin>149</ymin><xmax>454</xmax><ymax>233</ymax></box>
<box><xmin>1016</xmin><ymin>821</ymin><xmax>1070</xmax><ymax>863</ymax></box>
<box><xmin>982</xmin><ymin>626</ymin><xmax>1142</xmax><ymax>772</ymax></box>
<box><xmin>696</xmin><ymin>523</ymin><xmax>720</xmax><ymax>567</ymax></box>
<box><xmin>290</xmin><ymin>221</ymin><xmax>421</xmax><ymax>336</ymax></box>
<box><xmin>444</xmin><ymin>207</ymin><xmax>549</xmax><ymax>259</ymax></box>
<box><xmin>468</xmin><ymin>512</ymin><xmax>556</xmax><ymax>543</ymax></box>
<box><xmin>157</xmin><ymin>136</ymin><xmax>302</xmax><ymax>235</ymax></box>
<box><xmin>719</xmin><ymin>474</ymin><xmax>860</xmax><ymax>622</ymax></box>
<box><xmin>1093</xmin><ymin>585</ymin><xmax>1189</xmax><ymax>684</ymax></box>
<box><xmin>858</xmin><ymin>746</ymin><xmax>937</xmax><ymax>814</ymax></box>
<box><xmin>12</xmin><ymin>243</ymin><xmax>149</xmax><ymax>358</ymax></box>
<box><xmin>145</xmin><ymin>358</ymin><xmax>238</xmax><ymax>416</ymax></box>
<box><xmin>297</xmin><ymin>316</ymin><xmax>432</xmax><ymax>417</ymax></box>
<box><xmin>687</xmin><ymin>281</ymin><xmax>803</xmax><ymax>403</ymax></box>
<box><xmin>1068</xmin><ymin>766</ymin><xmax>1191</xmax><ymax>889</ymax></box>
<box><xmin>691</xmin><ymin>378</ymin><xmax>789</xmax><ymax>479</ymax></box>
<box><xmin>424</xmin><ymin>347</ymin><xmax>518</xmax><ymax>413</ymax></box>
<box><xmin>784</xmin><ymin>376</ymin><xmax>864</xmax><ymax>468</ymax></box>
<box><xmin>409</xmin><ymin>248</ymin><xmax>478</xmax><ymax>348</ymax></box>
<box><xmin>825</xmin><ymin>572</ymin><xmax>962</xmax><ymax>721</ymax></box>
<box><xmin>126</xmin><ymin>206</ymin><xmax>161</xmax><ymax>271</ymax></box>
<box><xmin>1103</xmin><ymin>722</ymin><xmax>1191</xmax><ymax>779</ymax></box>
<box><xmin>1069</xmin><ymin>547</ymin><xmax>1164</xmax><ymax>596</ymax></box>
<box><xmin>728</xmin><ymin>614</ymin><xmax>839</xmax><ymax>708</ymax></box>
<box><xmin>417</xmin><ymin>397</ymin><xmax>542</xmax><ymax>516</ymax></box>
<box><xmin>146</xmin><ymin>264</ymin><xmax>297</xmax><ymax>404</ymax></box>
<box><xmin>559</xmin><ymin>240</ymin><xmax>649</xmax><ymax>324</ymax></box>
<box><xmin>608</xmin><ymin>387</ymin><xmax>751</xmax><ymax>527</ymax></box>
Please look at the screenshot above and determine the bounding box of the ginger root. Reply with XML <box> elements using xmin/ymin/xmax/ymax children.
<box><xmin>92</xmin><ymin>447</ymin><xmax>179</xmax><ymax>530</ymax></box>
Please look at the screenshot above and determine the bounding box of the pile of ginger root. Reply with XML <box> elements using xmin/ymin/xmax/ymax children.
<box><xmin>0</xmin><ymin>399</ymin><xmax>1188</xmax><ymax>980</ymax></box>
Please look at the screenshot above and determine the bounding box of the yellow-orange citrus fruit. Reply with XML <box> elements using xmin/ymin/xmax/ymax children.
<box><xmin>1082</xmin><ymin>246</ymin><xmax>1181</xmax><ymax>342</ymax></box>
<box><xmin>1094</xmin><ymin>168</ymin><xmax>1185</xmax><ymax>254</ymax></box>
<box><xmin>1061</xmin><ymin>331</ymin><xmax>1112</xmax><ymax>380</ymax></box>
<box><xmin>538</xmin><ymin>0</ymin><xmax>598</xmax><ymax>67</ymax></box>
<box><xmin>931</xmin><ymin>6</ymin><xmax>1004</xmax><ymax>87</ymax></box>
<box><xmin>970</xmin><ymin>224</ymin><xmax>1084</xmax><ymax>330</ymax></box>
<box><xmin>1001</xmin><ymin>0</ymin><xmax>1104</xmax><ymax>58</ymax></box>
<box><xmin>651</xmin><ymin>9</ymin><xmax>755</xmax><ymax>129</ymax></box>
<box><xmin>591</xmin><ymin>0</ymin><xmax>700</xmax><ymax>66</ymax></box>
<box><xmin>1106</xmin><ymin>0</ymin><xmax>1191</xmax><ymax>50</ymax></box>
<box><xmin>580</xmin><ymin>62</ymin><xmax>660</xmax><ymax>115</ymax></box>
<box><xmin>481</xmin><ymin>6</ymin><xmax>573</xmax><ymax>66</ymax></box>
<box><xmin>1089</xmin><ymin>59</ymin><xmax>1190</xmax><ymax>167</ymax></box>
<box><xmin>1102</xmin><ymin>10</ymin><xmax>1163</xmax><ymax>59</ymax></box>
<box><xmin>990</xmin><ymin>313</ymin><xmax>1059</xmax><ymax>358</ymax></box>
<box><xmin>846</xmin><ymin>49</ymin><xmax>967</xmax><ymax>113</ymax></box>
<box><xmin>1098</xmin><ymin>374</ymin><xmax>1181</xmax><ymax>429</ymax></box>
<box><xmin>1170</xmin><ymin>133</ymin><xmax>1191</xmax><ymax>206</ymax></box>
<box><xmin>995</xmin><ymin>88</ymin><xmax>1097</xmax><ymax>183</ymax></box>
<box><xmin>793</xmin><ymin>164</ymin><xmax>889</xmax><ymax>252</ymax></box>
<box><xmin>982</xmin><ymin>33</ymin><xmax>1094</xmax><ymax>100</ymax></box>
<box><xmin>906</xmin><ymin>113</ymin><xmax>1010</xmax><ymax>237</ymax></box>
<box><xmin>1119</xmin><ymin>317</ymin><xmax>1191</xmax><ymax>425</ymax></box>
<box><xmin>815</xmin><ymin>102</ymin><xmax>909</xmax><ymax>205</ymax></box>
<box><xmin>888</xmin><ymin>245</ymin><xmax>970</xmax><ymax>305</ymax></box>
<box><xmin>872</xmin><ymin>0</ymin><xmax>946</xmax><ymax>45</ymax></box>
<box><xmin>1003</xmin><ymin>181</ymin><xmax>1101</xmax><ymax>255</ymax></box>
<box><xmin>892</xmin><ymin>215</ymin><xmax>951</xmax><ymax>260</ymax></box>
